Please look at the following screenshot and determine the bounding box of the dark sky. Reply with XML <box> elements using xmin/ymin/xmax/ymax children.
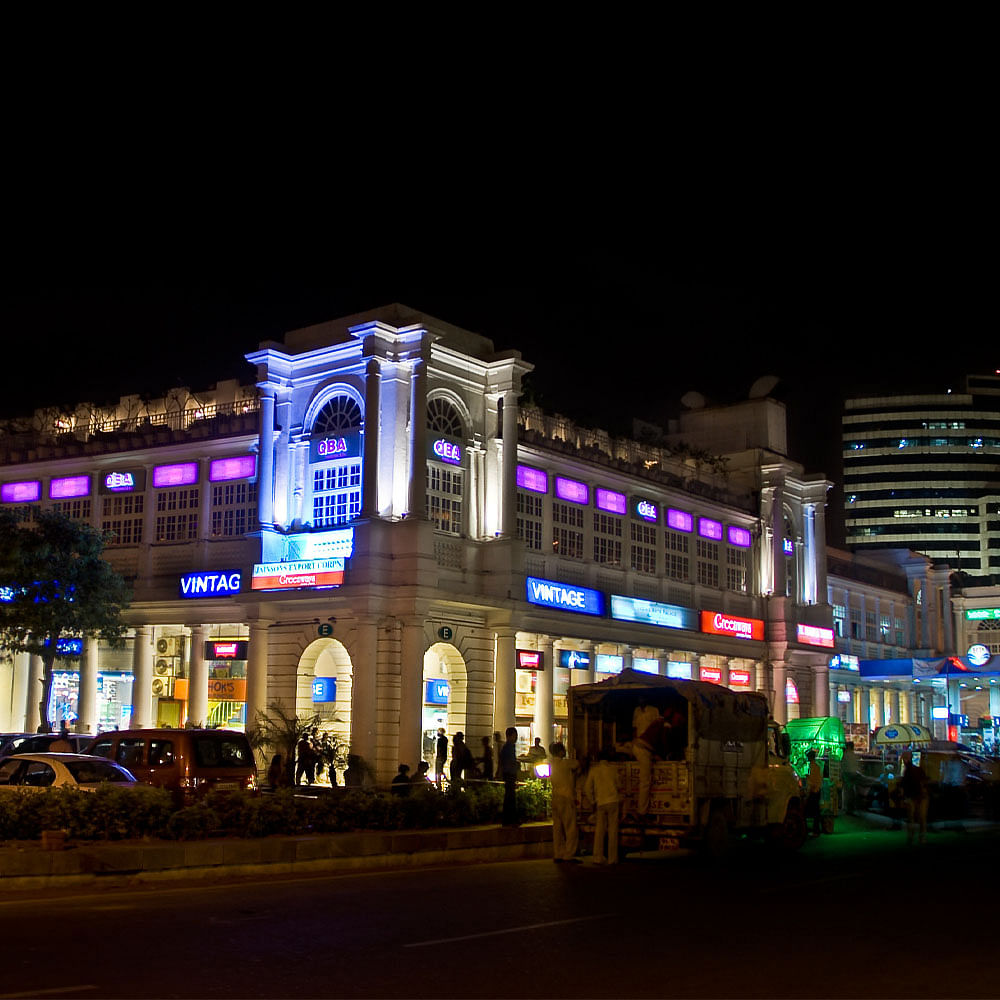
<box><xmin>1</xmin><ymin>251</ymin><xmax>992</xmax><ymax>546</ymax></box>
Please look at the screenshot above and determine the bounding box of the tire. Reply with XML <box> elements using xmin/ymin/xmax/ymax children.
<box><xmin>771</xmin><ymin>802</ymin><xmax>807</xmax><ymax>851</ymax></box>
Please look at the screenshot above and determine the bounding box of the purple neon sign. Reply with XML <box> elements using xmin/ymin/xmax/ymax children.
<box><xmin>210</xmin><ymin>455</ymin><xmax>257</xmax><ymax>483</ymax></box>
<box><xmin>595</xmin><ymin>488</ymin><xmax>626</xmax><ymax>515</ymax></box>
<box><xmin>50</xmin><ymin>476</ymin><xmax>90</xmax><ymax>500</ymax></box>
<box><xmin>783</xmin><ymin>538</ymin><xmax>795</xmax><ymax>556</ymax></box>
<box><xmin>153</xmin><ymin>462</ymin><xmax>198</xmax><ymax>488</ymax></box>
<box><xmin>1</xmin><ymin>481</ymin><xmax>40</xmax><ymax>503</ymax></box>
<box><xmin>698</xmin><ymin>517</ymin><xmax>723</xmax><ymax>541</ymax></box>
<box><xmin>516</xmin><ymin>465</ymin><xmax>548</xmax><ymax>494</ymax></box>
<box><xmin>432</xmin><ymin>439</ymin><xmax>462</xmax><ymax>465</ymax></box>
<box><xmin>667</xmin><ymin>508</ymin><xmax>693</xmax><ymax>532</ymax></box>
<box><xmin>555</xmin><ymin>476</ymin><xmax>589</xmax><ymax>505</ymax></box>
<box><xmin>727</xmin><ymin>526</ymin><xmax>751</xmax><ymax>548</ymax></box>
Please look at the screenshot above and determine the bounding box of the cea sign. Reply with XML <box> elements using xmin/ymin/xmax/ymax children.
<box><xmin>179</xmin><ymin>570</ymin><xmax>243</xmax><ymax>599</ymax></box>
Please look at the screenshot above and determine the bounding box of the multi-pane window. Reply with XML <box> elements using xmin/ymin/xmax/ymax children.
<box><xmin>895</xmin><ymin>617</ymin><xmax>905</xmax><ymax>646</ymax></box>
<box><xmin>630</xmin><ymin>521</ymin><xmax>657</xmax><ymax>575</ymax></box>
<box><xmin>665</xmin><ymin>530</ymin><xmax>690</xmax><ymax>581</ymax></box>
<box><xmin>880</xmin><ymin>614</ymin><xmax>892</xmax><ymax>643</ymax></box>
<box><xmin>427</xmin><ymin>464</ymin><xmax>462</xmax><ymax>534</ymax></box>
<box><xmin>517</xmin><ymin>491</ymin><xmax>543</xmax><ymax>551</ymax></box>
<box><xmin>833</xmin><ymin>604</ymin><xmax>847</xmax><ymax>638</ymax></box>
<box><xmin>865</xmin><ymin>611</ymin><xmax>878</xmax><ymax>642</ymax></box>
<box><xmin>552</xmin><ymin>502</ymin><xmax>584</xmax><ymax>560</ymax></box>
<box><xmin>313</xmin><ymin>463</ymin><xmax>362</xmax><ymax>527</ymax></box>
<box><xmin>155</xmin><ymin>488</ymin><xmax>199</xmax><ymax>542</ymax></box>
<box><xmin>211</xmin><ymin>482</ymin><xmax>258</xmax><ymax>537</ymax></box>
<box><xmin>726</xmin><ymin>545</ymin><xmax>749</xmax><ymax>593</ymax></box>
<box><xmin>102</xmin><ymin>494</ymin><xmax>144</xmax><ymax>545</ymax></box>
<box><xmin>849</xmin><ymin>608</ymin><xmax>863</xmax><ymax>639</ymax></box>
<box><xmin>593</xmin><ymin>512</ymin><xmax>623</xmax><ymax>565</ymax></box>
<box><xmin>51</xmin><ymin>499</ymin><xmax>91</xmax><ymax>522</ymax></box>
<box><xmin>696</xmin><ymin>538</ymin><xmax>719</xmax><ymax>588</ymax></box>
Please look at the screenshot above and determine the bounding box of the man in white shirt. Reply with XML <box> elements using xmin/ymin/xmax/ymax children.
<box><xmin>585</xmin><ymin>748</ymin><xmax>621</xmax><ymax>865</ymax></box>
<box><xmin>548</xmin><ymin>742</ymin><xmax>580</xmax><ymax>861</ymax></box>
<box><xmin>631</xmin><ymin>697</ymin><xmax>663</xmax><ymax>816</ymax></box>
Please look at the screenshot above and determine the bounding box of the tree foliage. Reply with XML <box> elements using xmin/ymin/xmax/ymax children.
<box><xmin>249</xmin><ymin>701</ymin><xmax>348</xmax><ymax>783</ymax></box>
<box><xmin>0</xmin><ymin>509</ymin><xmax>132</xmax><ymax>730</ymax></box>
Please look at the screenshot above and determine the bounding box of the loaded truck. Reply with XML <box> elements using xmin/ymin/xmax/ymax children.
<box><xmin>567</xmin><ymin>668</ymin><xmax>806</xmax><ymax>854</ymax></box>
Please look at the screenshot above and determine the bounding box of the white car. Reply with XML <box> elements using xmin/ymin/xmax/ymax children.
<box><xmin>0</xmin><ymin>753</ymin><xmax>138</xmax><ymax>791</ymax></box>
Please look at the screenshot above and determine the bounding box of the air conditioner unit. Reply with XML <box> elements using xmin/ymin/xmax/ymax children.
<box><xmin>155</xmin><ymin>659</ymin><xmax>174</xmax><ymax>676</ymax></box>
<box><xmin>151</xmin><ymin>677</ymin><xmax>173</xmax><ymax>697</ymax></box>
<box><xmin>156</xmin><ymin>636</ymin><xmax>181</xmax><ymax>656</ymax></box>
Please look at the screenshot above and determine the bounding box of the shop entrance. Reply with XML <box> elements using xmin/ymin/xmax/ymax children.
<box><xmin>421</xmin><ymin>642</ymin><xmax>468</xmax><ymax>776</ymax></box>
<box><xmin>296</xmin><ymin>638</ymin><xmax>353</xmax><ymax>782</ymax></box>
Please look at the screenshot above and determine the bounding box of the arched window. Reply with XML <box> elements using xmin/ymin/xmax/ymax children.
<box><xmin>426</xmin><ymin>397</ymin><xmax>464</xmax><ymax>535</ymax></box>
<box><xmin>311</xmin><ymin>394</ymin><xmax>363</xmax><ymax>527</ymax></box>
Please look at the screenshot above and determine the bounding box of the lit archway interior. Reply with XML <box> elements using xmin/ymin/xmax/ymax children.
<box><xmin>297</xmin><ymin>637</ymin><xmax>353</xmax><ymax>776</ymax></box>
<box><xmin>422</xmin><ymin>642</ymin><xmax>468</xmax><ymax>769</ymax></box>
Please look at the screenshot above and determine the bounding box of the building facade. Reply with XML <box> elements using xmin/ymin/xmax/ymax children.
<box><xmin>1</xmin><ymin>305</ymin><xmax>836</xmax><ymax>780</ymax></box>
<box><xmin>843</xmin><ymin>374</ymin><xmax>1000</xmax><ymax>577</ymax></box>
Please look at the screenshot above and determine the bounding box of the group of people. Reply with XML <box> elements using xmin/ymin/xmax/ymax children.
<box><xmin>432</xmin><ymin>728</ymin><xmax>519</xmax><ymax>786</ymax></box>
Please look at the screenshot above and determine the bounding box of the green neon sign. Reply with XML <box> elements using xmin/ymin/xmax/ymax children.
<box><xmin>966</xmin><ymin>608</ymin><xmax>1000</xmax><ymax>621</ymax></box>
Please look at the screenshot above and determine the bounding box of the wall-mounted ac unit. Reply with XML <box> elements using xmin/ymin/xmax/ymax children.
<box><xmin>155</xmin><ymin>659</ymin><xmax>174</xmax><ymax>676</ymax></box>
<box><xmin>156</xmin><ymin>636</ymin><xmax>181</xmax><ymax>656</ymax></box>
<box><xmin>151</xmin><ymin>677</ymin><xmax>173</xmax><ymax>697</ymax></box>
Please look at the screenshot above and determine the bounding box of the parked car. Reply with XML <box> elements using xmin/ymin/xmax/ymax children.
<box><xmin>0</xmin><ymin>733</ymin><xmax>94</xmax><ymax>756</ymax></box>
<box><xmin>82</xmin><ymin>728</ymin><xmax>258</xmax><ymax>804</ymax></box>
<box><xmin>0</xmin><ymin>752</ymin><xmax>137</xmax><ymax>791</ymax></box>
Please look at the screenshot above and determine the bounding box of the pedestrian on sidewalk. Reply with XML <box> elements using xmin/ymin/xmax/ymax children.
<box><xmin>585</xmin><ymin>747</ymin><xmax>620</xmax><ymax>865</ymax></box>
<box><xmin>900</xmin><ymin>750</ymin><xmax>929</xmax><ymax>845</ymax></box>
<box><xmin>480</xmin><ymin>735</ymin><xmax>494</xmax><ymax>782</ymax></box>
<box><xmin>500</xmin><ymin>727</ymin><xmax>520</xmax><ymax>826</ymax></box>
<box><xmin>434</xmin><ymin>728</ymin><xmax>448</xmax><ymax>787</ymax></box>
<box><xmin>549</xmin><ymin>742</ymin><xmax>579</xmax><ymax>861</ymax></box>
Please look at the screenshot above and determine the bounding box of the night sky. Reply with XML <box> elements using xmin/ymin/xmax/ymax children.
<box><xmin>1</xmin><ymin>251</ymin><xmax>992</xmax><ymax>547</ymax></box>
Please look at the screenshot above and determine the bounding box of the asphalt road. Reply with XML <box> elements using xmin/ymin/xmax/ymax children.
<box><xmin>1</xmin><ymin>819</ymin><xmax>994</xmax><ymax>999</ymax></box>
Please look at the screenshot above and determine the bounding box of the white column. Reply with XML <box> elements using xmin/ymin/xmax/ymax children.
<box><xmin>9</xmin><ymin>653</ymin><xmax>29</xmax><ymax>733</ymax></box>
<box><xmin>771</xmin><ymin>661</ymin><xmax>787</xmax><ymax>725</ymax></box>
<box><xmin>859</xmin><ymin>687</ymin><xmax>871</xmax><ymax>730</ymax></box>
<box><xmin>273</xmin><ymin>394</ymin><xmax>292</xmax><ymax>527</ymax></box>
<box><xmin>257</xmin><ymin>394</ymin><xmax>275</xmax><ymax>527</ymax></box>
<box><xmin>399</xmin><ymin>618</ymin><xmax>426</xmax><ymax>770</ymax></box>
<box><xmin>188</xmin><ymin>625</ymin><xmax>208</xmax><ymax>728</ymax></box>
<box><xmin>407</xmin><ymin>359</ymin><xmax>427</xmax><ymax>519</ymax></box>
<box><xmin>25</xmin><ymin>654</ymin><xmax>45</xmax><ymax>732</ymax></box>
<box><xmin>245</xmin><ymin>621</ymin><xmax>271</xmax><ymax>733</ymax></box>
<box><xmin>362</xmin><ymin>360</ymin><xmax>381</xmax><ymax>519</ymax></box>
<box><xmin>534</xmin><ymin>637</ymin><xmax>554</xmax><ymax>750</ymax></box>
<box><xmin>0</xmin><ymin>657</ymin><xmax>14</xmax><ymax>732</ymax></box>
<box><xmin>351</xmin><ymin>618</ymin><xmax>379</xmax><ymax>768</ymax></box>
<box><xmin>813</xmin><ymin>661</ymin><xmax>829</xmax><ymax>716</ymax></box>
<box><xmin>77</xmin><ymin>638</ymin><xmax>99</xmax><ymax>735</ymax></box>
<box><xmin>131</xmin><ymin>628</ymin><xmax>154</xmax><ymax>729</ymax></box>
<box><xmin>494</xmin><ymin>627</ymin><xmax>517</xmax><ymax>733</ymax></box>
<box><xmin>500</xmin><ymin>391</ymin><xmax>518</xmax><ymax>538</ymax></box>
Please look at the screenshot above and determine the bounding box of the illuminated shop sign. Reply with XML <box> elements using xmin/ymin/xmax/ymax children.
<box><xmin>967</xmin><ymin>643</ymin><xmax>991</xmax><ymax>667</ymax></box>
<box><xmin>698</xmin><ymin>517</ymin><xmax>723</xmax><ymax>541</ymax></box>
<box><xmin>1</xmin><ymin>480</ymin><xmax>41</xmax><ymax>503</ymax></box>
<box><xmin>208</xmin><ymin>678</ymin><xmax>247</xmax><ymax>701</ymax></box>
<box><xmin>49</xmin><ymin>476</ymin><xmax>90</xmax><ymax>500</ymax></box>
<box><xmin>100</xmin><ymin>470</ymin><xmax>146</xmax><ymax>494</ymax></box>
<box><xmin>558</xmin><ymin>649</ymin><xmax>592</xmax><ymax>670</ymax></box>
<box><xmin>785</xmin><ymin>679</ymin><xmax>800</xmax><ymax>704</ymax></box>
<box><xmin>931</xmin><ymin>706</ymin><xmax>949</xmax><ymax>720</ymax></box>
<box><xmin>966</xmin><ymin>608</ymin><xmax>1000</xmax><ymax>621</ymax></box>
<box><xmin>667</xmin><ymin>509</ymin><xmax>693</xmax><ymax>532</ymax></box>
<box><xmin>797</xmin><ymin>624</ymin><xmax>835</xmax><ymax>649</ymax></box>
<box><xmin>700</xmin><ymin>666</ymin><xmax>722</xmax><ymax>684</ymax></box>
<box><xmin>727</xmin><ymin>526</ymin><xmax>752</xmax><ymax>548</ymax></box>
<box><xmin>555</xmin><ymin>476</ymin><xmax>589</xmax><ymax>505</ymax></box>
<box><xmin>313</xmin><ymin>677</ymin><xmax>337</xmax><ymax>703</ymax></box>
<box><xmin>44</xmin><ymin>637</ymin><xmax>83</xmax><ymax>657</ymax></box>
<box><xmin>634</xmin><ymin>499</ymin><xmax>658</xmax><ymax>522</ymax></box>
<box><xmin>610</xmin><ymin>595</ymin><xmax>697</xmax><ymax>631</ymax></box>
<box><xmin>431</xmin><ymin>438</ymin><xmax>462</xmax><ymax>465</ymax></box>
<box><xmin>209</xmin><ymin>455</ymin><xmax>257</xmax><ymax>482</ymax></box>
<box><xmin>667</xmin><ymin>661</ymin><xmax>692</xmax><ymax>680</ymax></box>
<box><xmin>205</xmin><ymin>640</ymin><xmax>249</xmax><ymax>660</ymax></box>
<box><xmin>783</xmin><ymin>539</ymin><xmax>795</xmax><ymax>556</ymax></box>
<box><xmin>700</xmin><ymin>611</ymin><xmax>765</xmax><ymax>641</ymax></box>
<box><xmin>830</xmin><ymin>654</ymin><xmax>859</xmax><ymax>672</ymax></box>
<box><xmin>728</xmin><ymin>667</ymin><xmax>752</xmax><ymax>688</ymax></box>
<box><xmin>596</xmin><ymin>653</ymin><xmax>623</xmax><ymax>673</ymax></box>
<box><xmin>516</xmin><ymin>465</ymin><xmax>548</xmax><ymax>494</ymax></box>
<box><xmin>632</xmin><ymin>657</ymin><xmax>659</xmax><ymax>674</ymax></box>
<box><xmin>153</xmin><ymin>463</ymin><xmax>198</xmax><ymax>488</ymax></box>
<box><xmin>838</xmin><ymin>690</ymin><xmax>852</xmax><ymax>703</ymax></box>
<box><xmin>251</xmin><ymin>558</ymin><xmax>345</xmax><ymax>591</ymax></box>
<box><xmin>310</xmin><ymin>432</ymin><xmax>361</xmax><ymax>463</ymax></box>
<box><xmin>595</xmin><ymin>488</ymin><xmax>626</xmax><ymax>515</ymax></box>
<box><xmin>424</xmin><ymin>679</ymin><xmax>450</xmax><ymax>705</ymax></box>
<box><xmin>179</xmin><ymin>570</ymin><xmax>242</xmax><ymax>599</ymax></box>
<box><xmin>525</xmin><ymin>576</ymin><xmax>604</xmax><ymax>615</ymax></box>
<box><xmin>517</xmin><ymin>649</ymin><xmax>544</xmax><ymax>670</ymax></box>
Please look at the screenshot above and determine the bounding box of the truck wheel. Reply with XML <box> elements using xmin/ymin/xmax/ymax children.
<box><xmin>772</xmin><ymin>803</ymin><xmax>807</xmax><ymax>851</ymax></box>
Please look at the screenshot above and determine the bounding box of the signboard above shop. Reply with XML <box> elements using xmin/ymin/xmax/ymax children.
<box><xmin>310</xmin><ymin>432</ymin><xmax>361</xmax><ymax>463</ymax></box>
<box><xmin>526</xmin><ymin>577</ymin><xmax>604</xmax><ymax>615</ymax></box>
<box><xmin>205</xmin><ymin>640</ymin><xmax>249</xmax><ymax>660</ymax></box>
<box><xmin>700</xmin><ymin>611</ymin><xmax>765</xmax><ymax>641</ymax></box>
<box><xmin>180</xmin><ymin>570</ymin><xmax>243</xmax><ymax>599</ymax></box>
<box><xmin>252</xmin><ymin>559</ymin><xmax>345</xmax><ymax>591</ymax></box>
<box><xmin>611</xmin><ymin>595</ymin><xmax>697</xmax><ymax>631</ymax></box>
<box><xmin>517</xmin><ymin>650</ymin><xmax>544</xmax><ymax>670</ymax></box>
<box><xmin>797</xmin><ymin>623</ymin><xmax>835</xmax><ymax>648</ymax></box>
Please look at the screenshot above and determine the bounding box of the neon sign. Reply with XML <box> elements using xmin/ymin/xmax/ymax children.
<box><xmin>526</xmin><ymin>576</ymin><xmax>604</xmax><ymax>615</ymax></box>
<box><xmin>432</xmin><ymin>439</ymin><xmax>462</xmax><ymax>465</ymax></box>
<box><xmin>595</xmin><ymin>488</ymin><xmax>626</xmax><ymax>515</ymax></box>
<box><xmin>635</xmin><ymin>499</ymin><xmax>658</xmax><ymax>522</ymax></box>
<box><xmin>727</xmin><ymin>526</ymin><xmax>751</xmax><ymax>548</ymax></box>
<box><xmin>611</xmin><ymin>595</ymin><xmax>697</xmax><ymax>631</ymax></box>
<box><xmin>153</xmin><ymin>463</ymin><xmax>198</xmax><ymax>488</ymax></box>
<box><xmin>667</xmin><ymin>509</ymin><xmax>693</xmax><ymax>532</ymax></box>
<box><xmin>596</xmin><ymin>654</ymin><xmax>623</xmax><ymax>673</ymax></box>
<box><xmin>105</xmin><ymin>472</ymin><xmax>136</xmax><ymax>491</ymax></box>
<box><xmin>517</xmin><ymin>650</ymin><xmax>543</xmax><ymax>669</ymax></box>
<box><xmin>209</xmin><ymin>455</ymin><xmax>257</xmax><ymax>482</ymax></box>
<box><xmin>252</xmin><ymin>558</ymin><xmax>346</xmax><ymax>591</ymax></box>
<box><xmin>968</xmin><ymin>644</ymin><xmax>991</xmax><ymax>667</ymax></box>
<box><xmin>797</xmin><ymin>624</ymin><xmax>835</xmax><ymax>648</ymax></box>
<box><xmin>558</xmin><ymin>650</ymin><xmax>592</xmax><ymax>670</ymax></box>
<box><xmin>179</xmin><ymin>571</ymin><xmax>243</xmax><ymax>598</ymax></box>
<box><xmin>700</xmin><ymin>611</ymin><xmax>765</xmax><ymax>641</ymax></box>
<box><xmin>49</xmin><ymin>476</ymin><xmax>90</xmax><ymax>500</ymax></box>
<box><xmin>318</xmin><ymin>438</ymin><xmax>349</xmax><ymax>457</ymax></box>
<box><xmin>424</xmin><ymin>680</ymin><xmax>450</xmax><ymax>705</ymax></box>
<box><xmin>700</xmin><ymin>666</ymin><xmax>722</xmax><ymax>684</ymax></box>
<box><xmin>698</xmin><ymin>518</ymin><xmax>723</xmax><ymax>541</ymax></box>
<box><xmin>728</xmin><ymin>668</ymin><xmax>752</xmax><ymax>688</ymax></box>
<box><xmin>205</xmin><ymin>640</ymin><xmax>249</xmax><ymax>660</ymax></box>
<box><xmin>516</xmin><ymin>465</ymin><xmax>548</xmax><ymax>494</ymax></box>
<box><xmin>555</xmin><ymin>477</ymin><xmax>589</xmax><ymax>505</ymax></box>
<box><xmin>1</xmin><ymin>481</ymin><xmax>41</xmax><ymax>503</ymax></box>
<box><xmin>313</xmin><ymin>677</ymin><xmax>337</xmax><ymax>703</ymax></box>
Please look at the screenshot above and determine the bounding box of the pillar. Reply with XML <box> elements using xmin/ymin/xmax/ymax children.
<box><xmin>130</xmin><ymin>627</ymin><xmax>153</xmax><ymax>729</ymax></box>
<box><xmin>494</xmin><ymin>627</ymin><xmax>516</xmax><ymax>733</ymax></box>
<box><xmin>534</xmin><ymin>637</ymin><xmax>554</xmax><ymax>749</ymax></box>
<box><xmin>273</xmin><ymin>394</ymin><xmax>292</xmax><ymax>526</ymax></box>
<box><xmin>771</xmin><ymin>661</ymin><xmax>787</xmax><ymax>725</ymax></box>
<box><xmin>399</xmin><ymin>618</ymin><xmax>427</xmax><ymax>770</ymax></box>
<box><xmin>245</xmin><ymin>621</ymin><xmax>271</xmax><ymax>733</ymax></box>
<box><xmin>500</xmin><ymin>390</ymin><xmax>518</xmax><ymax>538</ymax></box>
<box><xmin>362</xmin><ymin>360</ymin><xmax>381</xmax><ymax>519</ymax></box>
<box><xmin>407</xmin><ymin>359</ymin><xmax>427</xmax><ymax>518</ymax></box>
<box><xmin>5</xmin><ymin>653</ymin><xmax>30</xmax><ymax>732</ymax></box>
<box><xmin>888</xmin><ymin>689</ymin><xmax>900</xmax><ymax>724</ymax></box>
<box><xmin>351</xmin><ymin>618</ymin><xmax>379</xmax><ymax>768</ymax></box>
<box><xmin>859</xmin><ymin>687</ymin><xmax>871</xmax><ymax>731</ymax></box>
<box><xmin>188</xmin><ymin>625</ymin><xmax>208</xmax><ymax>728</ymax></box>
<box><xmin>257</xmin><ymin>393</ymin><xmax>275</xmax><ymax>527</ymax></box>
<box><xmin>813</xmin><ymin>660</ymin><xmax>829</xmax><ymax>717</ymax></box>
<box><xmin>77</xmin><ymin>637</ymin><xmax>99</xmax><ymax>735</ymax></box>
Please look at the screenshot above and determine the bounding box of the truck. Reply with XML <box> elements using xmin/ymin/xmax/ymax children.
<box><xmin>567</xmin><ymin>668</ymin><xmax>806</xmax><ymax>854</ymax></box>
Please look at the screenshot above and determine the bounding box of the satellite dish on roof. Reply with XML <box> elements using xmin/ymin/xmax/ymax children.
<box><xmin>680</xmin><ymin>391</ymin><xmax>706</xmax><ymax>410</ymax></box>
<box><xmin>748</xmin><ymin>375</ymin><xmax>780</xmax><ymax>399</ymax></box>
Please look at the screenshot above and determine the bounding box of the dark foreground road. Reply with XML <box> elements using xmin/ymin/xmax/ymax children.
<box><xmin>1</xmin><ymin>819</ymin><xmax>994</xmax><ymax>999</ymax></box>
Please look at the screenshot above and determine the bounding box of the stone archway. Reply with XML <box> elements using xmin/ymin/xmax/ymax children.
<box><xmin>421</xmin><ymin>642</ymin><xmax>469</xmax><ymax>770</ymax></box>
<box><xmin>296</xmin><ymin>638</ymin><xmax>353</xmax><ymax>778</ymax></box>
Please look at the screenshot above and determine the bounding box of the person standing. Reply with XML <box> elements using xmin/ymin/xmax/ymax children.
<box><xmin>500</xmin><ymin>727</ymin><xmax>520</xmax><ymax>826</ymax></box>
<box><xmin>480</xmin><ymin>735</ymin><xmax>494</xmax><ymax>782</ymax></box>
<box><xmin>805</xmin><ymin>749</ymin><xmax>823</xmax><ymax>836</ymax></box>
<box><xmin>295</xmin><ymin>735</ymin><xmax>317</xmax><ymax>785</ymax></box>
<box><xmin>391</xmin><ymin>763</ymin><xmax>411</xmax><ymax>796</ymax></box>
<box><xmin>631</xmin><ymin>696</ymin><xmax>662</xmax><ymax>816</ymax></box>
<box><xmin>549</xmin><ymin>742</ymin><xmax>580</xmax><ymax>862</ymax></box>
<box><xmin>841</xmin><ymin>741</ymin><xmax>860</xmax><ymax>815</ymax></box>
<box><xmin>900</xmin><ymin>750</ymin><xmax>930</xmax><ymax>845</ymax></box>
<box><xmin>450</xmin><ymin>732</ymin><xmax>475</xmax><ymax>785</ymax></box>
<box><xmin>434</xmin><ymin>728</ymin><xmax>448</xmax><ymax>787</ymax></box>
<box><xmin>585</xmin><ymin>747</ymin><xmax>621</xmax><ymax>865</ymax></box>
<box><xmin>493</xmin><ymin>731</ymin><xmax>504</xmax><ymax>778</ymax></box>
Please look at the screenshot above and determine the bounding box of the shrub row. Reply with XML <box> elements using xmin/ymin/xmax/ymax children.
<box><xmin>0</xmin><ymin>780</ymin><xmax>552</xmax><ymax>842</ymax></box>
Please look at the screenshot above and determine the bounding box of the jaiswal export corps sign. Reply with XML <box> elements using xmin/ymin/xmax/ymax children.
<box><xmin>252</xmin><ymin>559</ymin><xmax>345</xmax><ymax>592</ymax></box>
<box><xmin>700</xmin><ymin>610</ymin><xmax>765</xmax><ymax>641</ymax></box>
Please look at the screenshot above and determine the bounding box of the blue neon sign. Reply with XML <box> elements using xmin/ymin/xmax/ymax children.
<box><xmin>558</xmin><ymin>649</ymin><xmax>592</xmax><ymax>670</ymax></box>
<box><xmin>179</xmin><ymin>570</ymin><xmax>243</xmax><ymax>599</ymax></box>
<box><xmin>425</xmin><ymin>680</ymin><xmax>451</xmax><ymax>705</ymax></box>
<box><xmin>312</xmin><ymin>677</ymin><xmax>337</xmax><ymax>703</ymax></box>
<box><xmin>526</xmin><ymin>577</ymin><xmax>604</xmax><ymax>616</ymax></box>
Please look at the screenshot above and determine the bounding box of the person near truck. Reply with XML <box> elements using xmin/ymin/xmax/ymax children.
<box><xmin>585</xmin><ymin>747</ymin><xmax>621</xmax><ymax>865</ymax></box>
<box><xmin>548</xmin><ymin>741</ymin><xmax>580</xmax><ymax>862</ymax></box>
<box><xmin>805</xmin><ymin>749</ymin><xmax>823</xmax><ymax>836</ymax></box>
<box><xmin>631</xmin><ymin>696</ymin><xmax>663</xmax><ymax>816</ymax></box>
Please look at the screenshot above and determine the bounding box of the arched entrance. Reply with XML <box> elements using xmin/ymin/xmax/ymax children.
<box><xmin>421</xmin><ymin>642</ymin><xmax>468</xmax><ymax>773</ymax></box>
<box><xmin>296</xmin><ymin>638</ymin><xmax>353</xmax><ymax>781</ymax></box>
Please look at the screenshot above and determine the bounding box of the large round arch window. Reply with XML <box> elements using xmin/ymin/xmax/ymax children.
<box><xmin>311</xmin><ymin>395</ymin><xmax>363</xmax><ymax>527</ymax></box>
<box><xmin>426</xmin><ymin>398</ymin><xmax>465</xmax><ymax>535</ymax></box>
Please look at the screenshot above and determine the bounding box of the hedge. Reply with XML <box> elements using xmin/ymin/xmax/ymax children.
<box><xmin>0</xmin><ymin>780</ymin><xmax>552</xmax><ymax>842</ymax></box>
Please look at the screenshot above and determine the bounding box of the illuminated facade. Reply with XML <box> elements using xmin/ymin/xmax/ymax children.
<box><xmin>2</xmin><ymin>305</ymin><xmax>837</xmax><ymax>779</ymax></box>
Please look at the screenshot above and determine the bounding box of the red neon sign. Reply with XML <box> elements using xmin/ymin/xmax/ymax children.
<box><xmin>700</xmin><ymin>611</ymin><xmax>764</xmax><ymax>641</ymax></box>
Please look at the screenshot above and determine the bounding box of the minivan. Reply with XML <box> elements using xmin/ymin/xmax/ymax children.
<box><xmin>83</xmin><ymin>728</ymin><xmax>258</xmax><ymax>804</ymax></box>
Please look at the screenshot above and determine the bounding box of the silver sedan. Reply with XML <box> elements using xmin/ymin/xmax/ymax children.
<box><xmin>0</xmin><ymin>753</ymin><xmax>137</xmax><ymax>791</ymax></box>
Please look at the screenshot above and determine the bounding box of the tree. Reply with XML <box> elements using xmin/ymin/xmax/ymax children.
<box><xmin>0</xmin><ymin>509</ymin><xmax>132</xmax><ymax>731</ymax></box>
<box><xmin>249</xmin><ymin>701</ymin><xmax>347</xmax><ymax>785</ymax></box>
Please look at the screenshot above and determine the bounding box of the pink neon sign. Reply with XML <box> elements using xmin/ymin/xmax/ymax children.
<box><xmin>49</xmin><ymin>476</ymin><xmax>90</xmax><ymax>500</ymax></box>
<box><xmin>555</xmin><ymin>477</ymin><xmax>589</xmax><ymax>505</ymax></box>
<box><xmin>516</xmin><ymin>465</ymin><xmax>548</xmax><ymax>494</ymax></box>
<box><xmin>153</xmin><ymin>463</ymin><xmax>198</xmax><ymax>488</ymax></box>
<box><xmin>210</xmin><ymin>455</ymin><xmax>257</xmax><ymax>483</ymax></box>
<box><xmin>727</xmin><ymin>526</ymin><xmax>751</xmax><ymax>548</ymax></box>
<box><xmin>698</xmin><ymin>517</ymin><xmax>723</xmax><ymax>541</ymax></box>
<box><xmin>667</xmin><ymin>508</ymin><xmax>693</xmax><ymax>532</ymax></box>
<box><xmin>595</xmin><ymin>488</ymin><xmax>626</xmax><ymax>515</ymax></box>
<box><xmin>1</xmin><ymin>481</ymin><xmax>40</xmax><ymax>503</ymax></box>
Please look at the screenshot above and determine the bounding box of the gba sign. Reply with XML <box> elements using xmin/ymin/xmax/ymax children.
<box><xmin>700</xmin><ymin>611</ymin><xmax>765</xmax><ymax>641</ymax></box>
<box><xmin>525</xmin><ymin>577</ymin><xmax>604</xmax><ymax>616</ymax></box>
<box><xmin>179</xmin><ymin>570</ymin><xmax>243</xmax><ymax>599</ymax></box>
